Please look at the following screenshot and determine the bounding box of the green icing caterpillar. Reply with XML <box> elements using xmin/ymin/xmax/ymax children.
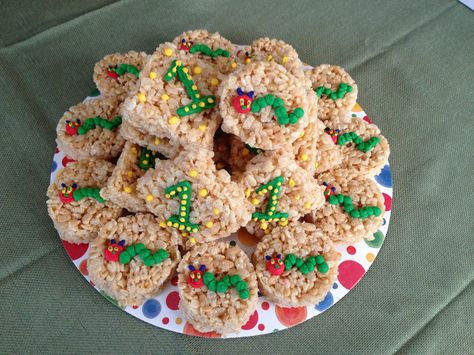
<box><xmin>337</xmin><ymin>132</ymin><xmax>380</xmax><ymax>153</ymax></box>
<box><xmin>328</xmin><ymin>194</ymin><xmax>382</xmax><ymax>219</ymax></box>
<box><xmin>77</xmin><ymin>116</ymin><xmax>122</xmax><ymax>135</ymax></box>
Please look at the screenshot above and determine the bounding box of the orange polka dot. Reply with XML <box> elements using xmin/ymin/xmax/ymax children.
<box><xmin>275</xmin><ymin>305</ymin><xmax>307</xmax><ymax>327</ymax></box>
<box><xmin>183</xmin><ymin>322</ymin><xmax>221</xmax><ymax>338</ymax></box>
<box><xmin>238</xmin><ymin>228</ymin><xmax>260</xmax><ymax>246</ymax></box>
<box><xmin>175</xmin><ymin>317</ymin><xmax>182</xmax><ymax>325</ymax></box>
<box><xmin>366</xmin><ymin>252</ymin><xmax>375</xmax><ymax>262</ymax></box>
<box><xmin>352</xmin><ymin>102</ymin><xmax>362</xmax><ymax>112</ymax></box>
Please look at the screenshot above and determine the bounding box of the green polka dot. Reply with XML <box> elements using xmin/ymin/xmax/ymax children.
<box><xmin>365</xmin><ymin>230</ymin><xmax>385</xmax><ymax>248</ymax></box>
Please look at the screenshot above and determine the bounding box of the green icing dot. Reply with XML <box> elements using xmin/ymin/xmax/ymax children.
<box><xmin>365</xmin><ymin>230</ymin><xmax>385</xmax><ymax>248</ymax></box>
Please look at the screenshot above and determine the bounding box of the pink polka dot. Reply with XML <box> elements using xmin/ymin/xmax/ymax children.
<box><xmin>61</xmin><ymin>240</ymin><xmax>88</xmax><ymax>260</ymax></box>
<box><xmin>383</xmin><ymin>193</ymin><xmax>392</xmax><ymax>212</ymax></box>
<box><xmin>165</xmin><ymin>291</ymin><xmax>180</xmax><ymax>310</ymax></box>
<box><xmin>258</xmin><ymin>324</ymin><xmax>265</xmax><ymax>331</ymax></box>
<box><xmin>261</xmin><ymin>301</ymin><xmax>270</xmax><ymax>311</ymax></box>
<box><xmin>162</xmin><ymin>317</ymin><xmax>169</xmax><ymax>325</ymax></box>
<box><xmin>346</xmin><ymin>246</ymin><xmax>356</xmax><ymax>255</ymax></box>
<box><xmin>61</xmin><ymin>156</ymin><xmax>76</xmax><ymax>167</ymax></box>
<box><xmin>241</xmin><ymin>310</ymin><xmax>259</xmax><ymax>330</ymax></box>
<box><xmin>170</xmin><ymin>276</ymin><xmax>178</xmax><ymax>286</ymax></box>
<box><xmin>338</xmin><ymin>260</ymin><xmax>366</xmax><ymax>290</ymax></box>
<box><xmin>79</xmin><ymin>259</ymin><xmax>88</xmax><ymax>276</ymax></box>
<box><xmin>362</xmin><ymin>115</ymin><xmax>373</xmax><ymax>124</ymax></box>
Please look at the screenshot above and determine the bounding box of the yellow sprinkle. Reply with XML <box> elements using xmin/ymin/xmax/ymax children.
<box><xmin>164</xmin><ymin>48</ymin><xmax>173</xmax><ymax>56</ymax></box>
<box><xmin>137</xmin><ymin>93</ymin><xmax>147</xmax><ymax>103</ymax></box>
<box><xmin>277</xmin><ymin>182</ymin><xmax>282</xmax><ymax>186</ymax></box>
<box><xmin>314</xmin><ymin>162</ymin><xmax>319</xmax><ymax>169</ymax></box>
<box><xmin>300</xmin><ymin>130</ymin><xmax>305</xmax><ymax>138</ymax></box>
<box><xmin>231</xmin><ymin>62</ymin><xmax>237</xmax><ymax>69</ymax></box>
<box><xmin>161</xmin><ymin>94</ymin><xmax>170</xmax><ymax>101</ymax></box>
<box><xmin>279</xmin><ymin>220</ymin><xmax>289</xmax><ymax>226</ymax></box>
<box><xmin>182</xmin><ymin>194</ymin><xmax>188</xmax><ymax>199</ymax></box>
<box><xmin>159</xmin><ymin>221</ymin><xmax>166</xmax><ymax>228</ymax></box>
<box><xmin>180</xmin><ymin>212</ymin><xmax>186</xmax><ymax>217</ymax></box>
<box><xmin>182</xmin><ymin>232</ymin><xmax>188</xmax><ymax>237</ymax></box>
<box><xmin>295</xmin><ymin>194</ymin><xmax>301</xmax><ymax>201</ymax></box>
<box><xmin>127</xmin><ymin>170</ymin><xmax>133</xmax><ymax>178</ymax></box>
<box><xmin>213</xmin><ymin>208</ymin><xmax>220</xmax><ymax>215</ymax></box>
<box><xmin>198</xmin><ymin>188</ymin><xmax>208</xmax><ymax>197</ymax></box>
<box><xmin>193</xmin><ymin>66</ymin><xmax>202</xmax><ymax>74</ymax></box>
<box><xmin>154</xmin><ymin>138</ymin><xmax>161</xmax><ymax>145</ymax></box>
<box><xmin>205</xmin><ymin>221</ymin><xmax>214</xmax><ymax>228</ymax></box>
<box><xmin>251</xmin><ymin>198</ymin><xmax>260</xmax><ymax>206</ymax></box>
<box><xmin>211</xmin><ymin>78</ymin><xmax>219</xmax><ymax>86</ymax></box>
<box><xmin>168</xmin><ymin>116</ymin><xmax>179</xmax><ymax>125</ymax></box>
<box><xmin>260</xmin><ymin>222</ymin><xmax>268</xmax><ymax>230</ymax></box>
<box><xmin>190</xmin><ymin>237</ymin><xmax>196</xmax><ymax>244</ymax></box>
<box><xmin>149</xmin><ymin>71</ymin><xmax>157</xmax><ymax>79</ymax></box>
<box><xmin>289</xmin><ymin>178</ymin><xmax>296</xmax><ymax>187</ymax></box>
<box><xmin>300</xmin><ymin>153</ymin><xmax>309</xmax><ymax>161</ymax></box>
<box><xmin>245</xmin><ymin>188</ymin><xmax>251</xmax><ymax>198</ymax></box>
<box><xmin>175</xmin><ymin>60</ymin><xmax>182</xmax><ymax>66</ymax></box>
<box><xmin>182</xmin><ymin>67</ymin><xmax>189</xmax><ymax>73</ymax></box>
<box><xmin>304</xmin><ymin>202</ymin><xmax>312</xmax><ymax>209</ymax></box>
<box><xmin>282</xmin><ymin>56</ymin><xmax>289</xmax><ymax>64</ymax></box>
<box><xmin>123</xmin><ymin>186</ymin><xmax>132</xmax><ymax>193</ymax></box>
<box><xmin>267</xmin><ymin>54</ymin><xmax>273</xmax><ymax>62</ymax></box>
<box><xmin>198</xmin><ymin>123</ymin><xmax>207</xmax><ymax>132</ymax></box>
<box><xmin>146</xmin><ymin>194</ymin><xmax>154</xmax><ymax>202</ymax></box>
<box><xmin>207</xmin><ymin>98</ymin><xmax>214</xmax><ymax>103</ymax></box>
<box><xmin>189</xmin><ymin>169</ymin><xmax>198</xmax><ymax>178</ymax></box>
<box><xmin>242</xmin><ymin>148</ymin><xmax>250</xmax><ymax>156</ymax></box>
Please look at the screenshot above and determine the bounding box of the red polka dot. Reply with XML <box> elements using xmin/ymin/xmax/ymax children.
<box><xmin>346</xmin><ymin>246</ymin><xmax>356</xmax><ymax>255</ymax></box>
<box><xmin>61</xmin><ymin>156</ymin><xmax>76</xmax><ymax>167</ymax></box>
<box><xmin>165</xmin><ymin>291</ymin><xmax>180</xmax><ymax>310</ymax></box>
<box><xmin>89</xmin><ymin>280</ymin><xmax>95</xmax><ymax>287</ymax></box>
<box><xmin>183</xmin><ymin>322</ymin><xmax>221</xmax><ymax>338</ymax></box>
<box><xmin>258</xmin><ymin>324</ymin><xmax>265</xmax><ymax>331</ymax></box>
<box><xmin>132</xmin><ymin>305</ymin><xmax>139</xmax><ymax>309</ymax></box>
<box><xmin>241</xmin><ymin>310</ymin><xmax>258</xmax><ymax>330</ymax></box>
<box><xmin>170</xmin><ymin>276</ymin><xmax>178</xmax><ymax>286</ymax></box>
<box><xmin>261</xmin><ymin>301</ymin><xmax>270</xmax><ymax>310</ymax></box>
<box><xmin>162</xmin><ymin>317</ymin><xmax>169</xmax><ymax>325</ymax></box>
<box><xmin>383</xmin><ymin>193</ymin><xmax>392</xmax><ymax>212</ymax></box>
<box><xmin>362</xmin><ymin>115</ymin><xmax>373</xmax><ymax>124</ymax></box>
<box><xmin>55</xmin><ymin>147</ymin><xmax>60</xmax><ymax>153</ymax></box>
<box><xmin>338</xmin><ymin>260</ymin><xmax>366</xmax><ymax>290</ymax></box>
<box><xmin>275</xmin><ymin>306</ymin><xmax>307</xmax><ymax>327</ymax></box>
<box><xmin>79</xmin><ymin>259</ymin><xmax>88</xmax><ymax>276</ymax></box>
<box><xmin>61</xmin><ymin>240</ymin><xmax>88</xmax><ymax>260</ymax></box>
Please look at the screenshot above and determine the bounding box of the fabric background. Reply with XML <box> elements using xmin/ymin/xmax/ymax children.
<box><xmin>0</xmin><ymin>0</ymin><xmax>473</xmax><ymax>353</ymax></box>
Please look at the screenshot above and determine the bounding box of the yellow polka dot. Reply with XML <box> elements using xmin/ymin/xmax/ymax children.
<box><xmin>175</xmin><ymin>317</ymin><xmax>182</xmax><ymax>325</ymax></box>
<box><xmin>198</xmin><ymin>123</ymin><xmax>207</xmax><ymax>132</ymax></box>
<box><xmin>189</xmin><ymin>170</ymin><xmax>198</xmax><ymax>178</ymax></box>
<box><xmin>142</xmin><ymin>159</ymin><xmax>148</xmax><ymax>165</ymax></box>
<box><xmin>251</xmin><ymin>198</ymin><xmax>260</xmax><ymax>206</ymax></box>
<box><xmin>366</xmin><ymin>253</ymin><xmax>375</xmax><ymax>262</ymax></box>
<box><xmin>213</xmin><ymin>208</ymin><xmax>220</xmax><ymax>215</ymax></box>
<box><xmin>245</xmin><ymin>188</ymin><xmax>251</xmax><ymax>198</ymax></box>
<box><xmin>127</xmin><ymin>170</ymin><xmax>133</xmax><ymax>178</ymax></box>
<box><xmin>304</xmin><ymin>202</ymin><xmax>312</xmax><ymax>209</ymax></box>
<box><xmin>300</xmin><ymin>153</ymin><xmax>309</xmax><ymax>161</ymax></box>
<box><xmin>137</xmin><ymin>93</ymin><xmax>147</xmax><ymax>103</ymax></box>
<box><xmin>205</xmin><ymin>221</ymin><xmax>214</xmax><ymax>228</ymax></box>
<box><xmin>166</xmin><ymin>221</ymin><xmax>172</xmax><ymax>227</ymax></box>
<box><xmin>182</xmin><ymin>232</ymin><xmax>188</xmax><ymax>237</ymax></box>
<box><xmin>123</xmin><ymin>186</ymin><xmax>132</xmax><ymax>193</ymax></box>
<box><xmin>282</xmin><ymin>56</ymin><xmax>289</xmax><ymax>64</ymax></box>
<box><xmin>193</xmin><ymin>66</ymin><xmax>202</xmax><ymax>74</ymax></box>
<box><xmin>146</xmin><ymin>194</ymin><xmax>154</xmax><ymax>202</ymax></box>
<box><xmin>198</xmin><ymin>188</ymin><xmax>208</xmax><ymax>197</ymax></box>
<box><xmin>159</xmin><ymin>221</ymin><xmax>167</xmax><ymax>228</ymax></box>
<box><xmin>288</xmin><ymin>178</ymin><xmax>296</xmax><ymax>187</ymax></box>
<box><xmin>164</xmin><ymin>48</ymin><xmax>173</xmax><ymax>56</ymax></box>
<box><xmin>154</xmin><ymin>138</ymin><xmax>161</xmax><ymax>145</ymax></box>
<box><xmin>168</xmin><ymin>116</ymin><xmax>179</xmax><ymax>125</ymax></box>
<box><xmin>148</xmin><ymin>71</ymin><xmax>157</xmax><ymax>79</ymax></box>
<box><xmin>161</xmin><ymin>94</ymin><xmax>170</xmax><ymax>101</ymax></box>
<box><xmin>231</xmin><ymin>62</ymin><xmax>237</xmax><ymax>69</ymax></box>
<box><xmin>352</xmin><ymin>102</ymin><xmax>363</xmax><ymax>112</ymax></box>
<box><xmin>211</xmin><ymin>78</ymin><xmax>219</xmax><ymax>86</ymax></box>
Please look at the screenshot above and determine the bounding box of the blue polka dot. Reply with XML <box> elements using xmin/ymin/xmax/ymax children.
<box><xmin>51</xmin><ymin>160</ymin><xmax>57</xmax><ymax>173</ymax></box>
<box><xmin>142</xmin><ymin>299</ymin><xmax>161</xmax><ymax>319</ymax></box>
<box><xmin>382</xmin><ymin>218</ymin><xmax>386</xmax><ymax>226</ymax></box>
<box><xmin>315</xmin><ymin>292</ymin><xmax>334</xmax><ymax>312</ymax></box>
<box><xmin>332</xmin><ymin>283</ymin><xmax>338</xmax><ymax>289</ymax></box>
<box><xmin>375</xmin><ymin>165</ymin><xmax>392</xmax><ymax>188</ymax></box>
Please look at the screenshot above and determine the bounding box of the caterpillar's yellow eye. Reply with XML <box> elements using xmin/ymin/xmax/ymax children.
<box><xmin>271</xmin><ymin>259</ymin><xmax>275</xmax><ymax>264</ymax></box>
<box><xmin>278</xmin><ymin>260</ymin><xmax>283</xmax><ymax>265</ymax></box>
<box><xmin>108</xmin><ymin>246</ymin><xmax>113</xmax><ymax>252</ymax></box>
<box><xmin>190</xmin><ymin>272</ymin><xmax>195</xmax><ymax>279</ymax></box>
<box><xmin>240</xmin><ymin>98</ymin><xmax>244</xmax><ymax>106</ymax></box>
<box><xmin>197</xmin><ymin>273</ymin><xmax>201</xmax><ymax>279</ymax></box>
<box><xmin>67</xmin><ymin>186</ymin><xmax>73</xmax><ymax>193</ymax></box>
<box><xmin>113</xmin><ymin>247</ymin><xmax>119</xmax><ymax>252</ymax></box>
<box><xmin>246</xmin><ymin>101</ymin><xmax>251</xmax><ymax>108</ymax></box>
<box><xmin>61</xmin><ymin>187</ymin><xmax>67</xmax><ymax>193</ymax></box>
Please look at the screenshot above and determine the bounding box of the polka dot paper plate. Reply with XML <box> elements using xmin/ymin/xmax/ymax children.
<box><xmin>49</xmin><ymin>54</ymin><xmax>392</xmax><ymax>338</ymax></box>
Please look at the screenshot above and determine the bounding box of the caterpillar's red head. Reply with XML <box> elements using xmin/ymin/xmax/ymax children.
<box><xmin>324</xmin><ymin>128</ymin><xmax>340</xmax><ymax>144</ymax></box>
<box><xmin>104</xmin><ymin>239</ymin><xmax>126</xmax><ymax>262</ymax></box>
<box><xmin>106</xmin><ymin>65</ymin><xmax>119</xmax><ymax>79</ymax></box>
<box><xmin>179</xmin><ymin>38</ymin><xmax>193</xmax><ymax>52</ymax></box>
<box><xmin>59</xmin><ymin>183</ymin><xmax>77</xmax><ymax>204</ymax></box>
<box><xmin>265</xmin><ymin>254</ymin><xmax>284</xmax><ymax>276</ymax></box>
<box><xmin>65</xmin><ymin>119</ymin><xmax>81</xmax><ymax>136</ymax></box>
<box><xmin>323</xmin><ymin>182</ymin><xmax>336</xmax><ymax>201</ymax></box>
<box><xmin>232</xmin><ymin>87</ymin><xmax>254</xmax><ymax>114</ymax></box>
<box><xmin>187</xmin><ymin>265</ymin><xmax>206</xmax><ymax>288</ymax></box>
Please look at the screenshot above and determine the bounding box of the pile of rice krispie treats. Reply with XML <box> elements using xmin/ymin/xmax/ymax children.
<box><xmin>46</xmin><ymin>30</ymin><xmax>390</xmax><ymax>335</ymax></box>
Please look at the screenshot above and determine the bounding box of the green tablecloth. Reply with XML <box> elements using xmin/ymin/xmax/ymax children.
<box><xmin>1</xmin><ymin>0</ymin><xmax>473</xmax><ymax>353</ymax></box>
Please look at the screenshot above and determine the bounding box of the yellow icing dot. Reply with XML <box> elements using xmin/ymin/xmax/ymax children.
<box><xmin>289</xmin><ymin>178</ymin><xmax>296</xmax><ymax>187</ymax></box>
<box><xmin>366</xmin><ymin>253</ymin><xmax>375</xmax><ymax>262</ymax></box>
<box><xmin>130</xmin><ymin>147</ymin><xmax>137</xmax><ymax>154</ymax></box>
<box><xmin>154</xmin><ymin>138</ymin><xmax>161</xmax><ymax>145</ymax></box>
<box><xmin>127</xmin><ymin>170</ymin><xmax>133</xmax><ymax>178</ymax></box>
<box><xmin>282</xmin><ymin>56</ymin><xmax>289</xmax><ymax>64</ymax></box>
<box><xmin>179</xmin><ymin>224</ymin><xmax>185</xmax><ymax>231</ymax></box>
<box><xmin>198</xmin><ymin>188</ymin><xmax>208</xmax><ymax>197</ymax></box>
<box><xmin>182</xmin><ymin>232</ymin><xmax>188</xmax><ymax>237</ymax></box>
<box><xmin>149</xmin><ymin>71</ymin><xmax>157</xmax><ymax>79</ymax></box>
<box><xmin>161</xmin><ymin>94</ymin><xmax>170</xmax><ymax>101</ymax></box>
<box><xmin>168</xmin><ymin>116</ymin><xmax>179</xmax><ymax>125</ymax></box>
<box><xmin>205</xmin><ymin>221</ymin><xmax>214</xmax><ymax>228</ymax></box>
<box><xmin>213</xmin><ymin>208</ymin><xmax>220</xmax><ymax>215</ymax></box>
<box><xmin>267</xmin><ymin>54</ymin><xmax>273</xmax><ymax>61</ymax></box>
<box><xmin>146</xmin><ymin>194</ymin><xmax>154</xmax><ymax>202</ymax></box>
<box><xmin>231</xmin><ymin>62</ymin><xmax>237</xmax><ymax>69</ymax></box>
<box><xmin>191</xmin><ymin>85</ymin><xmax>198</xmax><ymax>90</ymax></box>
<box><xmin>189</xmin><ymin>237</ymin><xmax>196</xmax><ymax>244</ymax></box>
<box><xmin>191</xmin><ymin>104</ymin><xmax>197</xmax><ymax>109</ymax></box>
<box><xmin>300</xmin><ymin>153</ymin><xmax>309</xmax><ymax>161</ymax></box>
<box><xmin>175</xmin><ymin>60</ymin><xmax>182</xmax><ymax>66</ymax></box>
<box><xmin>159</xmin><ymin>221</ymin><xmax>167</xmax><ymax>228</ymax></box>
<box><xmin>137</xmin><ymin>93</ymin><xmax>147</xmax><ymax>103</ymax></box>
<box><xmin>198</xmin><ymin>102</ymin><xmax>205</xmax><ymax>108</ymax></box>
<box><xmin>260</xmin><ymin>222</ymin><xmax>268</xmax><ymax>230</ymax></box>
<box><xmin>207</xmin><ymin>98</ymin><xmax>214</xmax><ymax>103</ymax></box>
<box><xmin>164</xmin><ymin>48</ymin><xmax>173</xmax><ymax>56</ymax></box>
<box><xmin>198</xmin><ymin>123</ymin><xmax>207</xmax><ymax>132</ymax></box>
<box><xmin>211</xmin><ymin>78</ymin><xmax>219</xmax><ymax>86</ymax></box>
<box><xmin>189</xmin><ymin>170</ymin><xmax>198</xmax><ymax>178</ymax></box>
<box><xmin>193</xmin><ymin>66</ymin><xmax>202</xmax><ymax>74</ymax></box>
<box><xmin>251</xmin><ymin>198</ymin><xmax>260</xmax><ymax>206</ymax></box>
<box><xmin>182</xmin><ymin>67</ymin><xmax>189</xmax><ymax>73</ymax></box>
<box><xmin>123</xmin><ymin>186</ymin><xmax>132</xmax><ymax>193</ymax></box>
<box><xmin>242</xmin><ymin>148</ymin><xmax>250</xmax><ymax>156</ymax></box>
<box><xmin>245</xmin><ymin>188</ymin><xmax>251</xmax><ymax>198</ymax></box>
<box><xmin>279</xmin><ymin>220</ymin><xmax>289</xmax><ymax>226</ymax></box>
<box><xmin>142</xmin><ymin>160</ymin><xmax>148</xmax><ymax>165</ymax></box>
<box><xmin>184</xmin><ymin>107</ymin><xmax>190</xmax><ymax>112</ymax></box>
<box><xmin>166</xmin><ymin>221</ymin><xmax>172</xmax><ymax>227</ymax></box>
<box><xmin>304</xmin><ymin>202</ymin><xmax>312</xmax><ymax>209</ymax></box>
<box><xmin>187</xmin><ymin>75</ymin><xmax>193</xmax><ymax>80</ymax></box>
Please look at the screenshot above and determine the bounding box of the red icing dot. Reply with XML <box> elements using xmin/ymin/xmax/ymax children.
<box><xmin>61</xmin><ymin>156</ymin><xmax>76</xmax><ymax>167</ymax></box>
<box><xmin>275</xmin><ymin>306</ymin><xmax>307</xmax><ymax>327</ymax></box>
<box><xmin>383</xmin><ymin>193</ymin><xmax>392</xmax><ymax>212</ymax></box>
<box><xmin>338</xmin><ymin>260</ymin><xmax>366</xmax><ymax>290</ymax></box>
<box><xmin>61</xmin><ymin>240</ymin><xmax>88</xmax><ymax>260</ymax></box>
<box><xmin>183</xmin><ymin>322</ymin><xmax>221</xmax><ymax>338</ymax></box>
<box><xmin>162</xmin><ymin>317</ymin><xmax>169</xmax><ymax>325</ymax></box>
<box><xmin>79</xmin><ymin>259</ymin><xmax>88</xmax><ymax>276</ymax></box>
<box><xmin>258</xmin><ymin>323</ymin><xmax>265</xmax><ymax>331</ymax></box>
<box><xmin>165</xmin><ymin>291</ymin><xmax>180</xmax><ymax>310</ymax></box>
<box><xmin>362</xmin><ymin>115</ymin><xmax>373</xmax><ymax>124</ymax></box>
<box><xmin>170</xmin><ymin>276</ymin><xmax>178</xmax><ymax>286</ymax></box>
<box><xmin>346</xmin><ymin>246</ymin><xmax>356</xmax><ymax>255</ymax></box>
<box><xmin>261</xmin><ymin>301</ymin><xmax>270</xmax><ymax>311</ymax></box>
<box><xmin>241</xmin><ymin>310</ymin><xmax>258</xmax><ymax>330</ymax></box>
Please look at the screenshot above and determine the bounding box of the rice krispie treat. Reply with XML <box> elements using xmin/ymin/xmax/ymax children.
<box><xmin>306</xmin><ymin>170</ymin><xmax>385</xmax><ymax>245</ymax></box>
<box><xmin>46</xmin><ymin>159</ymin><xmax>123</xmax><ymax>244</ymax></box>
<box><xmin>56</xmin><ymin>97</ymin><xmax>125</xmax><ymax>161</ymax></box>
<box><xmin>120</xmin><ymin>42</ymin><xmax>224</xmax><ymax>147</ymax></box>
<box><xmin>119</xmin><ymin>120</ymin><xmax>181</xmax><ymax>159</ymax></box>
<box><xmin>87</xmin><ymin>213</ymin><xmax>181</xmax><ymax>307</ymax></box>
<box><xmin>236</xmin><ymin>38</ymin><xmax>305</xmax><ymax>78</ymax></box>
<box><xmin>177</xmin><ymin>241</ymin><xmax>258</xmax><ymax>335</ymax></box>
<box><xmin>93</xmin><ymin>51</ymin><xmax>148</xmax><ymax>101</ymax></box>
<box><xmin>324</xmin><ymin>116</ymin><xmax>390</xmax><ymax>178</ymax></box>
<box><xmin>136</xmin><ymin>149</ymin><xmax>252</xmax><ymax>247</ymax></box>
<box><xmin>239</xmin><ymin>150</ymin><xmax>325</xmax><ymax>238</ymax></box>
<box><xmin>305</xmin><ymin>64</ymin><xmax>358</xmax><ymax>124</ymax></box>
<box><xmin>219</xmin><ymin>60</ymin><xmax>312</xmax><ymax>150</ymax></box>
<box><xmin>253</xmin><ymin>222</ymin><xmax>340</xmax><ymax>306</ymax></box>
